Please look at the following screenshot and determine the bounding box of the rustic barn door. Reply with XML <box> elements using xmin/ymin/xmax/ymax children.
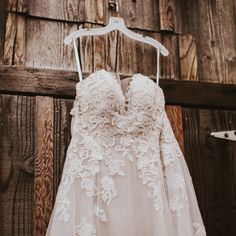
<box><xmin>0</xmin><ymin>0</ymin><xmax>235</xmax><ymax>236</ymax></box>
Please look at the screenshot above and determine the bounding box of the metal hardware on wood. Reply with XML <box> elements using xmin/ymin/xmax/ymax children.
<box><xmin>210</xmin><ymin>130</ymin><xmax>236</xmax><ymax>141</ymax></box>
<box><xmin>108</xmin><ymin>1</ymin><xmax>119</xmax><ymax>12</ymax></box>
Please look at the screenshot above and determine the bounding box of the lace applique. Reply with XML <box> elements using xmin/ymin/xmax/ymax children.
<box><xmin>74</xmin><ymin>217</ymin><xmax>96</xmax><ymax>236</ymax></box>
<box><xmin>106</xmin><ymin>158</ymin><xmax>126</xmax><ymax>176</ymax></box>
<box><xmin>174</xmin><ymin>173</ymin><xmax>188</xmax><ymax>200</ymax></box>
<box><xmin>55</xmin><ymin>134</ymin><xmax>102</xmax><ymax>221</ymax></box>
<box><xmin>81</xmin><ymin>178</ymin><xmax>97</xmax><ymax>197</ymax></box>
<box><xmin>115</xmin><ymin>134</ymin><xmax>134</xmax><ymax>161</ymax></box>
<box><xmin>160</xmin><ymin>112</ymin><xmax>183</xmax><ymax>166</ymax></box>
<box><xmin>168</xmin><ymin>173</ymin><xmax>189</xmax><ymax>216</ymax></box>
<box><xmin>169</xmin><ymin>195</ymin><xmax>184</xmax><ymax>216</ymax></box>
<box><xmin>100</xmin><ymin>176</ymin><xmax>117</xmax><ymax>206</ymax></box>
<box><xmin>94</xmin><ymin>204</ymin><xmax>108</xmax><ymax>222</ymax></box>
<box><xmin>136</xmin><ymin>152</ymin><xmax>164</xmax><ymax>214</ymax></box>
<box><xmin>192</xmin><ymin>222</ymin><xmax>207</xmax><ymax>236</ymax></box>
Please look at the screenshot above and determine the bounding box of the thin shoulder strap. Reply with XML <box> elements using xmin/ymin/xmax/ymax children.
<box><xmin>73</xmin><ymin>38</ymin><xmax>83</xmax><ymax>82</ymax></box>
<box><xmin>156</xmin><ymin>48</ymin><xmax>160</xmax><ymax>84</ymax></box>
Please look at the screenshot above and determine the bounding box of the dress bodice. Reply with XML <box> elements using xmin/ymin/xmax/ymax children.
<box><xmin>70</xmin><ymin>69</ymin><xmax>165</xmax><ymax>137</ymax></box>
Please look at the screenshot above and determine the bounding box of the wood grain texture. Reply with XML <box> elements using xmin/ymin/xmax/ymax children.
<box><xmin>52</xmin><ymin>98</ymin><xmax>73</xmax><ymax>202</ymax></box>
<box><xmin>3</xmin><ymin>12</ymin><xmax>26</xmax><ymax>65</ymax></box>
<box><xmin>34</xmin><ymin>96</ymin><xmax>54</xmax><ymax>236</ymax></box>
<box><xmin>182</xmin><ymin>0</ymin><xmax>236</xmax><ymax>84</ymax></box>
<box><xmin>0</xmin><ymin>0</ymin><xmax>6</xmax><ymax>65</ymax></box>
<box><xmin>0</xmin><ymin>66</ymin><xmax>236</xmax><ymax>109</ymax></box>
<box><xmin>159</xmin><ymin>0</ymin><xmax>182</xmax><ymax>33</ymax></box>
<box><xmin>25</xmin><ymin>18</ymin><xmax>78</xmax><ymax>70</ymax></box>
<box><xmin>160</xmin><ymin>34</ymin><xmax>179</xmax><ymax>80</ymax></box>
<box><xmin>3</xmin><ymin>12</ymin><xmax>17</xmax><ymax>65</ymax></box>
<box><xmin>0</xmin><ymin>94</ymin><xmax>35</xmax><ymax>236</ymax></box>
<box><xmin>166</xmin><ymin>106</ymin><xmax>185</xmax><ymax>154</ymax></box>
<box><xmin>179</xmin><ymin>34</ymin><xmax>198</xmax><ymax>81</ymax></box>
<box><xmin>28</xmin><ymin>0</ymin><xmax>85</xmax><ymax>22</ymax></box>
<box><xmin>79</xmin><ymin>23</ymin><xmax>118</xmax><ymax>73</ymax></box>
<box><xmin>183</xmin><ymin>107</ymin><xmax>236</xmax><ymax>236</ymax></box>
<box><xmin>110</xmin><ymin>0</ymin><xmax>160</xmax><ymax>31</ymax></box>
<box><xmin>7</xmin><ymin>0</ymin><xmax>28</xmax><ymax>12</ymax></box>
<box><xmin>117</xmin><ymin>30</ymin><xmax>162</xmax><ymax>78</ymax></box>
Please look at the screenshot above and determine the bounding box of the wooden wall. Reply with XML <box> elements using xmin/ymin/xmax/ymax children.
<box><xmin>0</xmin><ymin>0</ymin><xmax>235</xmax><ymax>236</ymax></box>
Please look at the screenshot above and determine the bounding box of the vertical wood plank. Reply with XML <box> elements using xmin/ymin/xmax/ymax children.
<box><xmin>85</xmin><ymin>0</ymin><xmax>104</xmax><ymax>24</ymax></box>
<box><xmin>79</xmin><ymin>23</ymin><xmax>118</xmax><ymax>74</ymax></box>
<box><xmin>7</xmin><ymin>0</ymin><xmax>27</xmax><ymax>12</ymax></box>
<box><xmin>117</xmin><ymin>30</ymin><xmax>162</xmax><ymax>78</ymax></box>
<box><xmin>179</xmin><ymin>34</ymin><xmax>198</xmax><ymax>81</ymax></box>
<box><xmin>28</xmin><ymin>0</ymin><xmax>85</xmax><ymax>21</ymax></box>
<box><xmin>0</xmin><ymin>95</ymin><xmax>34</xmax><ymax>236</ymax></box>
<box><xmin>52</xmin><ymin>98</ymin><xmax>73</xmax><ymax>202</ymax></box>
<box><xmin>160</xmin><ymin>34</ymin><xmax>180</xmax><ymax>80</ymax></box>
<box><xmin>0</xmin><ymin>0</ymin><xmax>6</xmax><ymax>65</ymax></box>
<box><xmin>159</xmin><ymin>0</ymin><xmax>182</xmax><ymax>33</ymax></box>
<box><xmin>25</xmin><ymin>19</ymin><xmax>78</xmax><ymax>70</ymax></box>
<box><xmin>34</xmin><ymin>96</ymin><xmax>54</xmax><ymax>236</ymax></box>
<box><xmin>182</xmin><ymin>107</ymin><xmax>236</xmax><ymax>236</ymax></box>
<box><xmin>14</xmin><ymin>14</ymin><xmax>26</xmax><ymax>65</ymax></box>
<box><xmin>3</xmin><ymin>13</ymin><xmax>17</xmax><ymax>65</ymax></box>
<box><xmin>165</xmin><ymin>106</ymin><xmax>185</xmax><ymax>154</ymax></box>
<box><xmin>181</xmin><ymin>0</ymin><xmax>236</xmax><ymax>84</ymax></box>
<box><xmin>182</xmin><ymin>107</ymin><xmax>208</xmax><ymax>231</ymax></box>
<box><xmin>3</xmin><ymin>12</ymin><xmax>26</xmax><ymax>65</ymax></box>
<box><xmin>106</xmin><ymin>0</ymin><xmax>160</xmax><ymax>31</ymax></box>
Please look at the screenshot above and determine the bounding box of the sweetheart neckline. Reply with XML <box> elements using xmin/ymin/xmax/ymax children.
<box><xmin>75</xmin><ymin>69</ymin><xmax>160</xmax><ymax>101</ymax></box>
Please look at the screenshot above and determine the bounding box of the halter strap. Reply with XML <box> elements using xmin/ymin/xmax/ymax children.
<box><xmin>73</xmin><ymin>38</ymin><xmax>83</xmax><ymax>82</ymax></box>
<box><xmin>156</xmin><ymin>48</ymin><xmax>160</xmax><ymax>84</ymax></box>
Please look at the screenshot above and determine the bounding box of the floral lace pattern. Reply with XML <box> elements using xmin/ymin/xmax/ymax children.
<box><xmin>94</xmin><ymin>204</ymin><xmax>108</xmax><ymax>222</ymax></box>
<box><xmin>49</xmin><ymin>69</ymin><xmax>206</xmax><ymax>236</ymax></box>
<box><xmin>74</xmin><ymin>218</ymin><xmax>96</xmax><ymax>236</ymax></box>
<box><xmin>100</xmin><ymin>176</ymin><xmax>117</xmax><ymax>206</ymax></box>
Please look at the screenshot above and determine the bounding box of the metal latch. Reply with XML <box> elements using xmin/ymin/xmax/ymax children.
<box><xmin>210</xmin><ymin>130</ymin><xmax>236</xmax><ymax>141</ymax></box>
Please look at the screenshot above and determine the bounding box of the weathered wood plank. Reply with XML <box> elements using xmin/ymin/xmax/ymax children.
<box><xmin>182</xmin><ymin>107</ymin><xmax>208</xmax><ymax>226</ymax></box>
<box><xmin>166</xmin><ymin>106</ymin><xmax>185</xmax><ymax>154</ymax></box>
<box><xmin>117</xmin><ymin>30</ymin><xmax>162</xmax><ymax>78</ymax></box>
<box><xmin>182</xmin><ymin>0</ymin><xmax>236</xmax><ymax>84</ymax></box>
<box><xmin>179</xmin><ymin>34</ymin><xmax>198</xmax><ymax>81</ymax></box>
<box><xmin>25</xmin><ymin>18</ymin><xmax>78</xmax><ymax>70</ymax></box>
<box><xmin>28</xmin><ymin>0</ymin><xmax>85</xmax><ymax>22</ymax></box>
<box><xmin>52</xmin><ymin>98</ymin><xmax>73</xmax><ymax>202</ymax></box>
<box><xmin>159</xmin><ymin>0</ymin><xmax>182</xmax><ymax>33</ymax></box>
<box><xmin>3</xmin><ymin>12</ymin><xmax>17</xmax><ymax>65</ymax></box>
<box><xmin>34</xmin><ymin>96</ymin><xmax>54</xmax><ymax>236</ymax></box>
<box><xmin>0</xmin><ymin>0</ymin><xmax>6</xmax><ymax>65</ymax></box>
<box><xmin>3</xmin><ymin>12</ymin><xmax>26</xmax><ymax>65</ymax></box>
<box><xmin>84</xmin><ymin>0</ymin><xmax>104</xmax><ymax>24</ymax></box>
<box><xmin>0</xmin><ymin>66</ymin><xmax>236</xmax><ymax>109</ymax></box>
<box><xmin>7</xmin><ymin>0</ymin><xmax>28</xmax><ymax>12</ymax></box>
<box><xmin>79</xmin><ymin>23</ymin><xmax>118</xmax><ymax>74</ymax></box>
<box><xmin>160</xmin><ymin>34</ymin><xmax>179</xmax><ymax>80</ymax></box>
<box><xmin>0</xmin><ymin>94</ymin><xmax>34</xmax><ymax>236</ymax></box>
<box><xmin>111</xmin><ymin>0</ymin><xmax>160</xmax><ymax>31</ymax></box>
<box><xmin>182</xmin><ymin>107</ymin><xmax>236</xmax><ymax>235</ymax></box>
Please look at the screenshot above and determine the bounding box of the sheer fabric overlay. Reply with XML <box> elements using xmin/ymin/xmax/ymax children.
<box><xmin>46</xmin><ymin>69</ymin><xmax>206</xmax><ymax>236</ymax></box>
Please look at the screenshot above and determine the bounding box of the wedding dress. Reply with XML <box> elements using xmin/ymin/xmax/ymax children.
<box><xmin>46</xmin><ymin>69</ymin><xmax>206</xmax><ymax>236</ymax></box>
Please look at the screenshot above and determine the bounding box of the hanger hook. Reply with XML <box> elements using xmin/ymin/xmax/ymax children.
<box><xmin>108</xmin><ymin>1</ymin><xmax>119</xmax><ymax>12</ymax></box>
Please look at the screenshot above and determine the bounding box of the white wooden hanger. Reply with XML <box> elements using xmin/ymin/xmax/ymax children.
<box><xmin>64</xmin><ymin>17</ymin><xmax>169</xmax><ymax>83</ymax></box>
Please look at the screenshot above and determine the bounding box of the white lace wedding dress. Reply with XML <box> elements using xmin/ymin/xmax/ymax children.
<box><xmin>46</xmin><ymin>69</ymin><xmax>206</xmax><ymax>236</ymax></box>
